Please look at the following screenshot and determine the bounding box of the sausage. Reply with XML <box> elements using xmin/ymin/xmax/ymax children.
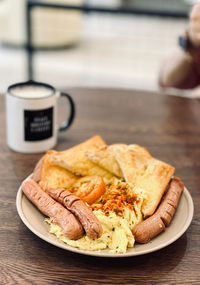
<box><xmin>46</xmin><ymin>188</ymin><xmax>103</xmax><ymax>239</ymax></box>
<box><xmin>132</xmin><ymin>177</ymin><xmax>184</xmax><ymax>243</ymax></box>
<box><xmin>156</xmin><ymin>202</ymin><xmax>175</xmax><ymax>227</ymax></box>
<box><xmin>132</xmin><ymin>214</ymin><xmax>165</xmax><ymax>244</ymax></box>
<box><xmin>157</xmin><ymin>176</ymin><xmax>184</xmax><ymax>226</ymax></box>
<box><xmin>21</xmin><ymin>179</ymin><xmax>84</xmax><ymax>240</ymax></box>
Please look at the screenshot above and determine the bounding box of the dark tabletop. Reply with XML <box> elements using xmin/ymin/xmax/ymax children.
<box><xmin>0</xmin><ymin>88</ymin><xmax>199</xmax><ymax>285</ymax></box>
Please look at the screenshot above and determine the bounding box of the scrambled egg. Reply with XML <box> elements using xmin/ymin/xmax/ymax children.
<box><xmin>46</xmin><ymin>183</ymin><xmax>146</xmax><ymax>254</ymax></box>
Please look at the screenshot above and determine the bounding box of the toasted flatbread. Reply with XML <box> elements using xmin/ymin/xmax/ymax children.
<box><xmin>34</xmin><ymin>150</ymin><xmax>78</xmax><ymax>191</ymax></box>
<box><xmin>49</xmin><ymin>136</ymin><xmax>114</xmax><ymax>183</ymax></box>
<box><xmin>86</xmin><ymin>144</ymin><xmax>126</xmax><ymax>177</ymax></box>
<box><xmin>114</xmin><ymin>144</ymin><xmax>175</xmax><ymax>217</ymax></box>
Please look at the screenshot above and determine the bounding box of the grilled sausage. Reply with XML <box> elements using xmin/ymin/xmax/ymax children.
<box><xmin>133</xmin><ymin>177</ymin><xmax>184</xmax><ymax>243</ymax></box>
<box><xmin>46</xmin><ymin>188</ymin><xmax>103</xmax><ymax>239</ymax></box>
<box><xmin>157</xmin><ymin>176</ymin><xmax>184</xmax><ymax>226</ymax></box>
<box><xmin>21</xmin><ymin>179</ymin><xmax>84</xmax><ymax>240</ymax></box>
<box><xmin>132</xmin><ymin>213</ymin><xmax>165</xmax><ymax>244</ymax></box>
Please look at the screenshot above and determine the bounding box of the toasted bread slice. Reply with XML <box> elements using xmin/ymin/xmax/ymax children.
<box><xmin>128</xmin><ymin>144</ymin><xmax>152</xmax><ymax>170</ymax></box>
<box><xmin>113</xmin><ymin>145</ymin><xmax>137</xmax><ymax>182</ymax></box>
<box><xmin>34</xmin><ymin>150</ymin><xmax>78</xmax><ymax>191</ymax></box>
<box><xmin>86</xmin><ymin>144</ymin><xmax>126</xmax><ymax>177</ymax></box>
<box><xmin>134</xmin><ymin>159</ymin><xmax>175</xmax><ymax>217</ymax></box>
<box><xmin>49</xmin><ymin>136</ymin><xmax>114</xmax><ymax>183</ymax></box>
<box><xmin>114</xmin><ymin>144</ymin><xmax>175</xmax><ymax>217</ymax></box>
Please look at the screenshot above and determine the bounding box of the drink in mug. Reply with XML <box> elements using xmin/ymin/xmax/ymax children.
<box><xmin>6</xmin><ymin>81</ymin><xmax>75</xmax><ymax>153</ymax></box>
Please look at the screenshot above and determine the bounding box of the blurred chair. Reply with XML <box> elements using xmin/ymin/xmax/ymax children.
<box><xmin>0</xmin><ymin>0</ymin><xmax>83</xmax><ymax>48</ymax></box>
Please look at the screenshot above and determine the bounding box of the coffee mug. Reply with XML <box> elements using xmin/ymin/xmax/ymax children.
<box><xmin>6</xmin><ymin>80</ymin><xmax>75</xmax><ymax>153</ymax></box>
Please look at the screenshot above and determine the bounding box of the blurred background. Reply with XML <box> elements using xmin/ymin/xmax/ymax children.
<box><xmin>0</xmin><ymin>0</ymin><xmax>196</xmax><ymax>94</ymax></box>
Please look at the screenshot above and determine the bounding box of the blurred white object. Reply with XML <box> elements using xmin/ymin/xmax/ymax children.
<box><xmin>0</xmin><ymin>0</ymin><xmax>83</xmax><ymax>48</ymax></box>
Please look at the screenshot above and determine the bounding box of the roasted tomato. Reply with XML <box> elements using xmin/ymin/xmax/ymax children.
<box><xmin>71</xmin><ymin>176</ymin><xmax>106</xmax><ymax>205</ymax></box>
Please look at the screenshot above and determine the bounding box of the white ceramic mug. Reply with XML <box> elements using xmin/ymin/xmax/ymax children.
<box><xmin>6</xmin><ymin>80</ymin><xmax>75</xmax><ymax>153</ymax></box>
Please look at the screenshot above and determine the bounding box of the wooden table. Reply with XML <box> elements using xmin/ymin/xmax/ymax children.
<box><xmin>0</xmin><ymin>88</ymin><xmax>199</xmax><ymax>284</ymax></box>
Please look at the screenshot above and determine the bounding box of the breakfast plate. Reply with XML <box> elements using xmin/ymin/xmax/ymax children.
<box><xmin>16</xmin><ymin>174</ymin><xmax>194</xmax><ymax>258</ymax></box>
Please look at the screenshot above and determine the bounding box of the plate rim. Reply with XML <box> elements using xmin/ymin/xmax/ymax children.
<box><xmin>16</xmin><ymin>175</ymin><xmax>194</xmax><ymax>258</ymax></box>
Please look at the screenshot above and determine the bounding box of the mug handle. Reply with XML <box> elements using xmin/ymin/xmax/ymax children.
<box><xmin>58</xmin><ymin>92</ymin><xmax>75</xmax><ymax>132</ymax></box>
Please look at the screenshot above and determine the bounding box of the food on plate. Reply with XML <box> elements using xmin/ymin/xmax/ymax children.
<box><xmin>71</xmin><ymin>176</ymin><xmax>106</xmax><ymax>205</ymax></box>
<box><xmin>113</xmin><ymin>144</ymin><xmax>175</xmax><ymax>217</ymax></box>
<box><xmin>132</xmin><ymin>177</ymin><xmax>184</xmax><ymax>243</ymax></box>
<box><xmin>33</xmin><ymin>150</ymin><xmax>78</xmax><ymax>190</ymax></box>
<box><xmin>49</xmin><ymin>136</ymin><xmax>114</xmax><ymax>183</ymax></box>
<box><xmin>46</xmin><ymin>210</ymin><xmax>134</xmax><ymax>253</ymax></box>
<box><xmin>91</xmin><ymin>179</ymin><xmax>145</xmax><ymax>228</ymax></box>
<box><xmin>21</xmin><ymin>178</ymin><xmax>84</xmax><ymax>240</ymax></box>
<box><xmin>20</xmin><ymin>135</ymin><xmax>184</xmax><ymax>254</ymax></box>
<box><xmin>156</xmin><ymin>176</ymin><xmax>184</xmax><ymax>226</ymax></box>
<box><xmin>47</xmin><ymin>180</ymin><xmax>145</xmax><ymax>253</ymax></box>
<box><xmin>86</xmin><ymin>144</ymin><xmax>125</xmax><ymax>177</ymax></box>
<box><xmin>32</xmin><ymin>156</ymin><xmax>43</xmax><ymax>182</ymax></box>
<box><xmin>46</xmin><ymin>187</ymin><xmax>103</xmax><ymax>239</ymax></box>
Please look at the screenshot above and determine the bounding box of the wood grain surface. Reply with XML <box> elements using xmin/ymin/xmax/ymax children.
<box><xmin>0</xmin><ymin>88</ymin><xmax>199</xmax><ymax>285</ymax></box>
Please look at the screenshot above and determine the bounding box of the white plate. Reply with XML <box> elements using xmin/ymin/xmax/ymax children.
<box><xmin>16</xmin><ymin>175</ymin><xmax>194</xmax><ymax>258</ymax></box>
